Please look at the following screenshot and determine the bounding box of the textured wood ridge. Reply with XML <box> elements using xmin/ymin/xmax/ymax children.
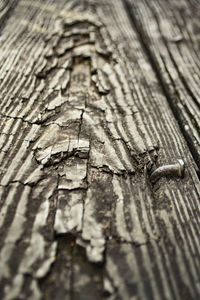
<box><xmin>0</xmin><ymin>0</ymin><xmax>199</xmax><ymax>299</ymax></box>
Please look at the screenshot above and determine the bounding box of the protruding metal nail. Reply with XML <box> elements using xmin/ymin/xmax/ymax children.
<box><xmin>169</xmin><ymin>35</ymin><xmax>183</xmax><ymax>43</ymax></box>
<box><xmin>150</xmin><ymin>159</ymin><xmax>185</xmax><ymax>182</ymax></box>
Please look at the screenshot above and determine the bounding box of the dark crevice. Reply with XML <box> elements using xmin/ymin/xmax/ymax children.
<box><xmin>38</xmin><ymin>233</ymin><xmax>105</xmax><ymax>300</ymax></box>
<box><xmin>77</xmin><ymin>109</ymin><xmax>85</xmax><ymax>145</ymax></box>
<box><xmin>123</xmin><ymin>0</ymin><xmax>200</xmax><ymax>174</ymax></box>
<box><xmin>0</xmin><ymin>111</ymin><xmax>80</xmax><ymax>129</ymax></box>
<box><xmin>38</xmin><ymin>234</ymin><xmax>75</xmax><ymax>300</ymax></box>
<box><xmin>0</xmin><ymin>179</ymin><xmax>34</xmax><ymax>188</ymax></box>
<box><xmin>34</xmin><ymin>147</ymin><xmax>89</xmax><ymax>168</ymax></box>
<box><xmin>0</xmin><ymin>112</ymin><xmax>38</xmax><ymax>126</ymax></box>
<box><xmin>90</xmin><ymin>164</ymin><xmax>135</xmax><ymax>177</ymax></box>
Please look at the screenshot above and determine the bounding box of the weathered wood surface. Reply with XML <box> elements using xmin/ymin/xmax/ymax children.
<box><xmin>0</xmin><ymin>0</ymin><xmax>199</xmax><ymax>299</ymax></box>
<box><xmin>126</xmin><ymin>0</ymin><xmax>200</xmax><ymax>172</ymax></box>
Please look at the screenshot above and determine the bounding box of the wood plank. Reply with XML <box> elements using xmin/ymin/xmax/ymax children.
<box><xmin>0</xmin><ymin>0</ymin><xmax>19</xmax><ymax>32</ymax></box>
<box><xmin>125</xmin><ymin>0</ymin><xmax>200</xmax><ymax>172</ymax></box>
<box><xmin>0</xmin><ymin>0</ymin><xmax>199</xmax><ymax>299</ymax></box>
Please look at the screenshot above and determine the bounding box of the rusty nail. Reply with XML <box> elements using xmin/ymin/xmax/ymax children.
<box><xmin>150</xmin><ymin>159</ymin><xmax>185</xmax><ymax>181</ymax></box>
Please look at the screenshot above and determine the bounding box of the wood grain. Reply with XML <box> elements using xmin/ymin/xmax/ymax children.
<box><xmin>0</xmin><ymin>0</ymin><xmax>199</xmax><ymax>299</ymax></box>
<box><xmin>125</xmin><ymin>0</ymin><xmax>200</xmax><ymax>172</ymax></box>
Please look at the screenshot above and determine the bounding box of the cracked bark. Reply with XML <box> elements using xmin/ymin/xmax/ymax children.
<box><xmin>0</xmin><ymin>0</ymin><xmax>200</xmax><ymax>300</ymax></box>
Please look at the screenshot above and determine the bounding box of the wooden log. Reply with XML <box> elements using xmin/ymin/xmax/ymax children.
<box><xmin>0</xmin><ymin>0</ymin><xmax>199</xmax><ymax>299</ymax></box>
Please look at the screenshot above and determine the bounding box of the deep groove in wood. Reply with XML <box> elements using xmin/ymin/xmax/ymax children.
<box><xmin>0</xmin><ymin>0</ymin><xmax>20</xmax><ymax>35</ymax></box>
<box><xmin>123</xmin><ymin>0</ymin><xmax>200</xmax><ymax>173</ymax></box>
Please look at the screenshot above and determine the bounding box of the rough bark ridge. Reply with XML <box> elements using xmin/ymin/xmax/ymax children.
<box><xmin>0</xmin><ymin>0</ymin><xmax>199</xmax><ymax>299</ymax></box>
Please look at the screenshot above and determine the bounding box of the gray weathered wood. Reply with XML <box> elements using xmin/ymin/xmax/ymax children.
<box><xmin>0</xmin><ymin>0</ymin><xmax>200</xmax><ymax>299</ymax></box>
<box><xmin>125</xmin><ymin>0</ymin><xmax>200</xmax><ymax>172</ymax></box>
